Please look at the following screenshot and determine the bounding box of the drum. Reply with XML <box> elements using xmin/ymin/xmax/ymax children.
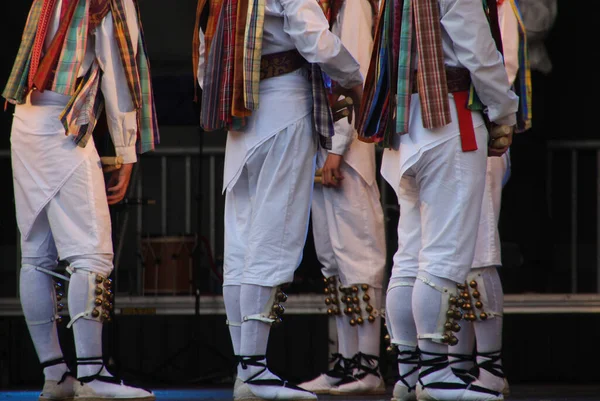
<box><xmin>141</xmin><ymin>236</ymin><xmax>197</xmax><ymax>295</ymax></box>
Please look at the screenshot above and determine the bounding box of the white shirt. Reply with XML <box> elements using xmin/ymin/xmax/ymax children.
<box><xmin>197</xmin><ymin>0</ymin><xmax>363</xmax><ymax>191</ymax></box>
<box><xmin>381</xmin><ymin>0</ymin><xmax>519</xmax><ymax>194</ymax></box>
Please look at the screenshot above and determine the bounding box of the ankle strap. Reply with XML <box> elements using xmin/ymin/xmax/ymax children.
<box><xmin>397</xmin><ymin>349</ymin><xmax>419</xmax><ymax>391</ymax></box>
<box><xmin>398</xmin><ymin>349</ymin><xmax>419</xmax><ymax>363</ymax></box>
<box><xmin>41</xmin><ymin>357</ymin><xmax>65</xmax><ymax>369</ymax></box>
<box><xmin>77</xmin><ymin>357</ymin><xmax>104</xmax><ymax>366</ymax></box>
<box><xmin>76</xmin><ymin>357</ymin><xmax>105</xmax><ymax>383</ymax></box>
<box><xmin>236</xmin><ymin>355</ymin><xmax>268</xmax><ymax>384</ymax></box>
<box><xmin>353</xmin><ymin>352</ymin><xmax>380</xmax><ymax>377</ymax></box>
<box><xmin>476</xmin><ymin>350</ymin><xmax>505</xmax><ymax>379</ymax></box>
<box><xmin>418</xmin><ymin>350</ymin><xmax>449</xmax><ymax>383</ymax></box>
<box><xmin>327</xmin><ymin>353</ymin><xmax>354</xmax><ymax>378</ymax></box>
<box><xmin>236</xmin><ymin>355</ymin><xmax>267</xmax><ymax>369</ymax></box>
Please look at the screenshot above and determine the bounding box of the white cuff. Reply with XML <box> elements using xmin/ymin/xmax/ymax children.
<box><xmin>115</xmin><ymin>145</ymin><xmax>138</xmax><ymax>164</ymax></box>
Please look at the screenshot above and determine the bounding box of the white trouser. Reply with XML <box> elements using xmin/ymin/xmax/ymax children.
<box><xmin>11</xmin><ymin>92</ymin><xmax>113</xmax><ymax>276</ymax></box>
<box><xmin>223</xmin><ymin>114</ymin><xmax>317</xmax><ymax>287</ymax></box>
<box><xmin>472</xmin><ymin>153</ymin><xmax>509</xmax><ymax>268</ymax></box>
<box><xmin>391</xmin><ymin>127</ymin><xmax>488</xmax><ymax>283</ymax></box>
<box><xmin>311</xmin><ymin>149</ymin><xmax>386</xmax><ymax>288</ymax></box>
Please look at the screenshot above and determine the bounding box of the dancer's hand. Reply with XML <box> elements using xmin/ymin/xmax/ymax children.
<box><xmin>333</xmin><ymin>84</ymin><xmax>363</xmax><ymax>128</ymax></box>
<box><xmin>488</xmin><ymin>124</ymin><xmax>513</xmax><ymax>157</ymax></box>
<box><xmin>106</xmin><ymin>163</ymin><xmax>134</xmax><ymax>205</ymax></box>
<box><xmin>321</xmin><ymin>154</ymin><xmax>344</xmax><ymax>188</ymax></box>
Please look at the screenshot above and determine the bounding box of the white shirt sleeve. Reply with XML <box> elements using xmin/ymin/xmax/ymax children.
<box><xmin>197</xmin><ymin>29</ymin><xmax>206</xmax><ymax>90</ymax></box>
<box><xmin>440</xmin><ymin>0</ymin><xmax>518</xmax><ymax>126</ymax></box>
<box><xmin>499</xmin><ymin>0</ymin><xmax>519</xmax><ymax>86</ymax></box>
<box><xmin>330</xmin><ymin>0</ymin><xmax>374</xmax><ymax>156</ymax></box>
<box><xmin>95</xmin><ymin>0</ymin><xmax>139</xmax><ymax>164</ymax></box>
<box><xmin>279</xmin><ymin>0</ymin><xmax>363</xmax><ymax>89</ymax></box>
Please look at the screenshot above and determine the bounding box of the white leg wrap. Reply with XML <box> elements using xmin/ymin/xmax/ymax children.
<box><xmin>385</xmin><ymin>281</ymin><xmax>417</xmax><ymax>350</ymax></box>
<box><xmin>465</xmin><ymin>269</ymin><xmax>503</xmax><ymax>320</ymax></box>
<box><xmin>66</xmin><ymin>270</ymin><xmax>113</xmax><ymax>329</ymax></box>
<box><xmin>242</xmin><ymin>286</ymin><xmax>288</xmax><ymax>326</ymax></box>
<box><xmin>21</xmin><ymin>264</ymin><xmax>66</xmax><ymax>326</ymax></box>
<box><xmin>416</xmin><ymin>275</ymin><xmax>462</xmax><ymax>346</ymax></box>
<box><xmin>226</xmin><ymin>320</ymin><xmax>242</xmax><ymax>327</ymax></box>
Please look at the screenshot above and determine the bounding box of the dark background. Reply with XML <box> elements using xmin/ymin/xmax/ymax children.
<box><xmin>0</xmin><ymin>0</ymin><xmax>594</xmax><ymax>391</ymax></box>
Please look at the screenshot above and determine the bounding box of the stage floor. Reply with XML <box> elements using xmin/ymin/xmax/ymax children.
<box><xmin>2</xmin><ymin>385</ymin><xmax>600</xmax><ymax>400</ymax></box>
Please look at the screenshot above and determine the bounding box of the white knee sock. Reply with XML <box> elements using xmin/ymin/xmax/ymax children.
<box><xmin>450</xmin><ymin>320</ymin><xmax>475</xmax><ymax>373</ymax></box>
<box><xmin>413</xmin><ymin>272</ymin><xmax>454</xmax><ymax>355</ymax></box>
<box><xmin>238</xmin><ymin>284</ymin><xmax>275</xmax><ymax>381</ymax></box>
<box><xmin>357</xmin><ymin>287</ymin><xmax>382</xmax><ymax>358</ymax></box>
<box><xmin>223</xmin><ymin>285</ymin><xmax>242</xmax><ymax>355</ymax></box>
<box><xmin>386</xmin><ymin>277</ymin><xmax>418</xmax><ymax>387</ymax></box>
<box><xmin>472</xmin><ymin>267</ymin><xmax>505</xmax><ymax>388</ymax></box>
<box><xmin>20</xmin><ymin>264</ymin><xmax>67</xmax><ymax>381</ymax></box>
<box><xmin>335</xmin><ymin>314</ymin><xmax>358</xmax><ymax>359</ymax></box>
<box><xmin>472</xmin><ymin>267</ymin><xmax>503</xmax><ymax>355</ymax></box>
<box><xmin>413</xmin><ymin>272</ymin><xmax>465</xmax><ymax>387</ymax></box>
<box><xmin>68</xmin><ymin>271</ymin><xmax>107</xmax><ymax>379</ymax></box>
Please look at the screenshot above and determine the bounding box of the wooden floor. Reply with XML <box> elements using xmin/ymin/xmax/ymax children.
<box><xmin>2</xmin><ymin>385</ymin><xmax>600</xmax><ymax>400</ymax></box>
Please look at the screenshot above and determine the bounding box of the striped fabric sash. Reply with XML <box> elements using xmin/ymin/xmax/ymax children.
<box><xmin>4</xmin><ymin>0</ymin><xmax>158</xmax><ymax>153</ymax></box>
<box><xmin>413</xmin><ymin>0</ymin><xmax>450</xmax><ymax>130</ymax></box>
<box><xmin>109</xmin><ymin>0</ymin><xmax>160</xmax><ymax>152</ymax></box>
<box><xmin>3</xmin><ymin>0</ymin><xmax>45</xmax><ymax>104</ymax></box>
<box><xmin>35</xmin><ymin>0</ymin><xmax>81</xmax><ymax>93</ymax></box>
<box><xmin>220</xmin><ymin>0</ymin><xmax>238</xmax><ymax>124</ymax></box>
<box><xmin>200</xmin><ymin>4</ymin><xmax>226</xmax><ymax>131</ymax></box>
<box><xmin>395</xmin><ymin>0</ymin><xmax>414</xmax><ymax>135</ymax></box>
<box><xmin>28</xmin><ymin>0</ymin><xmax>57</xmax><ymax>90</ymax></box>
<box><xmin>243</xmin><ymin>0</ymin><xmax>266</xmax><ymax>110</ymax></box>
<box><xmin>467</xmin><ymin>0</ymin><xmax>532</xmax><ymax>134</ymax></box>
<box><xmin>360</xmin><ymin>0</ymin><xmax>531</xmax><ymax>146</ymax></box>
<box><xmin>198</xmin><ymin>0</ymin><xmax>340</xmax><ymax>148</ymax></box>
<box><xmin>509</xmin><ymin>0</ymin><xmax>532</xmax><ymax>132</ymax></box>
<box><xmin>232</xmin><ymin>0</ymin><xmax>252</xmax><ymax>117</ymax></box>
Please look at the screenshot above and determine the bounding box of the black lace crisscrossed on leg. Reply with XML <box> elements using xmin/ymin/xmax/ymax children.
<box><xmin>237</xmin><ymin>355</ymin><xmax>310</xmax><ymax>392</ymax></box>
<box><xmin>76</xmin><ymin>357</ymin><xmax>151</xmax><ymax>392</ymax></box>
<box><xmin>448</xmin><ymin>351</ymin><xmax>477</xmax><ymax>384</ymax></box>
<box><xmin>419</xmin><ymin>351</ymin><xmax>501</xmax><ymax>397</ymax></box>
<box><xmin>336</xmin><ymin>352</ymin><xmax>380</xmax><ymax>385</ymax></box>
<box><xmin>76</xmin><ymin>357</ymin><xmax>105</xmax><ymax>384</ymax></box>
<box><xmin>419</xmin><ymin>351</ymin><xmax>467</xmax><ymax>392</ymax></box>
<box><xmin>476</xmin><ymin>350</ymin><xmax>505</xmax><ymax>379</ymax></box>
<box><xmin>325</xmin><ymin>353</ymin><xmax>354</xmax><ymax>379</ymax></box>
<box><xmin>40</xmin><ymin>358</ymin><xmax>75</xmax><ymax>385</ymax></box>
<box><xmin>40</xmin><ymin>357</ymin><xmax>66</xmax><ymax>369</ymax></box>
<box><xmin>397</xmin><ymin>349</ymin><xmax>420</xmax><ymax>392</ymax></box>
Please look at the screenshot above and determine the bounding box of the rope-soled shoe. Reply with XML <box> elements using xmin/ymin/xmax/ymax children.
<box><xmin>329</xmin><ymin>353</ymin><xmax>386</xmax><ymax>396</ymax></box>
<box><xmin>39</xmin><ymin>358</ymin><xmax>76</xmax><ymax>401</ymax></box>
<box><xmin>298</xmin><ymin>353</ymin><xmax>354</xmax><ymax>394</ymax></box>
<box><xmin>416</xmin><ymin>351</ymin><xmax>503</xmax><ymax>401</ymax></box>
<box><xmin>73</xmin><ymin>358</ymin><xmax>155</xmax><ymax>401</ymax></box>
<box><xmin>234</xmin><ymin>356</ymin><xmax>317</xmax><ymax>400</ymax></box>
<box><xmin>391</xmin><ymin>349</ymin><xmax>419</xmax><ymax>401</ymax></box>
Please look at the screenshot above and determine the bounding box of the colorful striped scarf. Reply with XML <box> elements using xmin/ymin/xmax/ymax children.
<box><xmin>468</xmin><ymin>0</ymin><xmax>531</xmax><ymax>132</ymax></box>
<box><xmin>359</xmin><ymin>0</ymin><xmax>451</xmax><ymax>145</ymax></box>
<box><xmin>509</xmin><ymin>0</ymin><xmax>532</xmax><ymax>132</ymax></box>
<box><xmin>359</xmin><ymin>0</ymin><xmax>532</xmax><ymax>145</ymax></box>
<box><xmin>197</xmin><ymin>0</ymin><xmax>337</xmax><ymax>148</ymax></box>
<box><xmin>3</xmin><ymin>0</ymin><xmax>159</xmax><ymax>153</ymax></box>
